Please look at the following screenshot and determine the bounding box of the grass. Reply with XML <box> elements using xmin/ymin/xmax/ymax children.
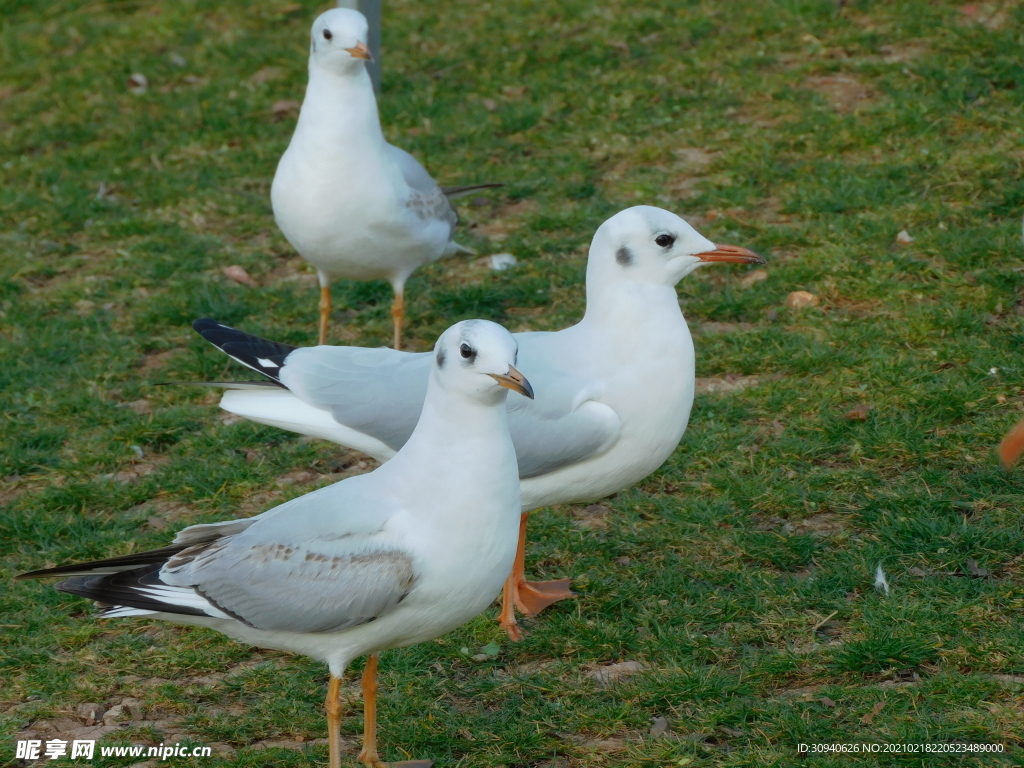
<box><xmin>2</xmin><ymin>0</ymin><xmax>1024</xmax><ymax>766</ymax></box>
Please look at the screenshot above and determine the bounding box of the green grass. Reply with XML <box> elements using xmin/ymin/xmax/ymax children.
<box><xmin>3</xmin><ymin>0</ymin><xmax>1024</xmax><ymax>766</ymax></box>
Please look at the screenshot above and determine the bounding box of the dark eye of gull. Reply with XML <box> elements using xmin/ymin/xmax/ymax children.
<box><xmin>460</xmin><ymin>343</ymin><xmax>474</xmax><ymax>360</ymax></box>
<box><xmin>655</xmin><ymin>234</ymin><xmax>675</xmax><ymax>248</ymax></box>
<box><xmin>323</xmin><ymin>29</ymin><xmax>333</xmax><ymax>41</ymax></box>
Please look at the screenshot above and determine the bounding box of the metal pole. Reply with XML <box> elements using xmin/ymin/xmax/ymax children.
<box><xmin>337</xmin><ymin>0</ymin><xmax>381</xmax><ymax>92</ymax></box>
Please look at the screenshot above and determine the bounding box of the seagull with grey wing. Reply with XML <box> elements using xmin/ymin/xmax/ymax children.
<box><xmin>272</xmin><ymin>8</ymin><xmax>500</xmax><ymax>349</ymax></box>
<box><xmin>189</xmin><ymin>206</ymin><xmax>766</xmax><ymax>640</ymax></box>
<box><xmin>20</xmin><ymin>320</ymin><xmax>533</xmax><ymax>768</ymax></box>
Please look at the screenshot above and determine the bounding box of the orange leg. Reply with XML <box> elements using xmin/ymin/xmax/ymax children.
<box><xmin>357</xmin><ymin>655</ymin><xmax>433</xmax><ymax>768</ymax></box>
<box><xmin>319</xmin><ymin>284</ymin><xmax>331</xmax><ymax>346</ymax></box>
<box><xmin>325</xmin><ymin>675</ymin><xmax>344</xmax><ymax>768</ymax></box>
<box><xmin>357</xmin><ymin>655</ymin><xmax>386</xmax><ymax>768</ymax></box>
<box><xmin>499</xmin><ymin>513</ymin><xmax>574</xmax><ymax>641</ymax></box>
<box><xmin>999</xmin><ymin>415</ymin><xmax>1024</xmax><ymax>468</ymax></box>
<box><xmin>390</xmin><ymin>291</ymin><xmax>405</xmax><ymax>350</ymax></box>
<box><xmin>499</xmin><ymin>571</ymin><xmax>523</xmax><ymax>642</ymax></box>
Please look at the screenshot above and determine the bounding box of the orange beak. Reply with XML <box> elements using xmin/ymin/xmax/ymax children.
<box><xmin>345</xmin><ymin>41</ymin><xmax>372</xmax><ymax>61</ymax></box>
<box><xmin>488</xmin><ymin>365</ymin><xmax>534</xmax><ymax>399</ymax></box>
<box><xmin>695</xmin><ymin>244</ymin><xmax>766</xmax><ymax>265</ymax></box>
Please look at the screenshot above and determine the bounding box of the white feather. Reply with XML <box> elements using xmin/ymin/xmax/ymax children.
<box><xmin>874</xmin><ymin>564</ymin><xmax>890</xmax><ymax>595</ymax></box>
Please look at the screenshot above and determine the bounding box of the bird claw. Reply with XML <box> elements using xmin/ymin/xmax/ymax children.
<box><xmin>500</xmin><ymin>615</ymin><xmax>524</xmax><ymax>643</ymax></box>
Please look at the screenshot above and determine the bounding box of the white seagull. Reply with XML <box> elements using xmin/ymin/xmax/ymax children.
<box><xmin>192</xmin><ymin>206</ymin><xmax>765</xmax><ymax>639</ymax></box>
<box><xmin>272</xmin><ymin>8</ymin><xmax>499</xmax><ymax>349</ymax></box>
<box><xmin>20</xmin><ymin>319</ymin><xmax>533</xmax><ymax>768</ymax></box>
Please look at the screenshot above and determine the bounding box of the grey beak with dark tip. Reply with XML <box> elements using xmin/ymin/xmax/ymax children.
<box><xmin>488</xmin><ymin>365</ymin><xmax>534</xmax><ymax>399</ymax></box>
<box><xmin>695</xmin><ymin>244</ymin><xmax>766</xmax><ymax>265</ymax></box>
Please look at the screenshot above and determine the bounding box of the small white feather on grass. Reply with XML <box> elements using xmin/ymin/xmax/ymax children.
<box><xmin>874</xmin><ymin>564</ymin><xmax>891</xmax><ymax>595</ymax></box>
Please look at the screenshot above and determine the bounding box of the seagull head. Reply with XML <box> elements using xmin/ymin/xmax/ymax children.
<box><xmin>589</xmin><ymin>205</ymin><xmax>765</xmax><ymax>287</ymax></box>
<box><xmin>432</xmin><ymin>320</ymin><xmax>534</xmax><ymax>404</ymax></box>
<box><xmin>309</xmin><ymin>8</ymin><xmax>372</xmax><ymax>72</ymax></box>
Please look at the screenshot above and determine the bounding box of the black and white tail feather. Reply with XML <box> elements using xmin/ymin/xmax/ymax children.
<box><xmin>17</xmin><ymin>520</ymin><xmax>251</xmax><ymax>622</ymax></box>
<box><xmin>192</xmin><ymin>318</ymin><xmax>296</xmax><ymax>384</ymax></box>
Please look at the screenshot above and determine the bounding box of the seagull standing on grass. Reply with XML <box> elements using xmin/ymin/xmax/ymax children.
<box><xmin>20</xmin><ymin>320</ymin><xmax>533</xmax><ymax>768</ymax></box>
<box><xmin>272</xmin><ymin>8</ymin><xmax>499</xmax><ymax>349</ymax></box>
<box><xmin>191</xmin><ymin>206</ymin><xmax>765</xmax><ymax>639</ymax></box>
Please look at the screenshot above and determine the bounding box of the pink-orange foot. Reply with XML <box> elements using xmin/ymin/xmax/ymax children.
<box><xmin>512</xmin><ymin>578</ymin><xmax>575</xmax><ymax>616</ymax></box>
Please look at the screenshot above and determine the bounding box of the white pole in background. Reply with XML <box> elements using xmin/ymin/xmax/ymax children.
<box><xmin>337</xmin><ymin>0</ymin><xmax>382</xmax><ymax>92</ymax></box>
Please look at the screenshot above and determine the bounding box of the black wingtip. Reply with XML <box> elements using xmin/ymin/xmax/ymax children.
<box><xmin>17</xmin><ymin>545</ymin><xmax>188</xmax><ymax>581</ymax></box>
<box><xmin>192</xmin><ymin>318</ymin><xmax>223</xmax><ymax>334</ymax></box>
<box><xmin>192</xmin><ymin>319</ymin><xmax>298</xmax><ymax>384</ymax></box>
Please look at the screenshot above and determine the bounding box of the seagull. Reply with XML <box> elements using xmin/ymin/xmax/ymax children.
<box><xmin>191</xmin><ymin>205</ymin><xmax>765</xmax><ymax>639</ymax></box>
<box><xmin>272</xmin><ymin>8</ymin><xmax>500</xmax><ymax>349</ymax></box>
<box><xmin>19</xmin><ymin>319</ymin><xmax>533</xmax><ymax>768</ymax></box>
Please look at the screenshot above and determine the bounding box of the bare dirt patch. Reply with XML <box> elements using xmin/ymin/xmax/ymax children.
<box><xmin>803</xmin><ymin>75</ymin><xmax>875</xmax><ymax>113</ymax></box>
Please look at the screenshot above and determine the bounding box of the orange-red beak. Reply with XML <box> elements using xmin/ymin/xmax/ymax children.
<box><xmin>345</xmin><ymin>41</ymin><xmax>372</xmax><ymax>61</ymax></box>
<box><xmin>695</xmin><ymin>244</ymin><xmax>765</xmax><ymax>265</ymax></box>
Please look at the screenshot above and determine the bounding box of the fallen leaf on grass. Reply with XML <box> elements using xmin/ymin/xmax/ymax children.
<box><xmin>127</xmin><ymin>73</ymin><xmax>148</xmax><ymax>94</ymax></box>
<box><xmin>248</xmin><ymin>66</ymin><xmax>284</xmax><ymax>85</ymax></box>
<box><xmin>860</xmin><ymin>701</ymin><xmax>885</xmax><ymax>725</ymax></box>
<box><xmin>649</xmin><ymin>716</ymin><xmax>670</xmax><ymax>737</ymax></box>
<box><xmin>786</xmin><ymin>290</ymin><xmax>819</xmax><ymax>310</ymax></box>
<box><xmin>844</xmin><ymin>404</ymin><xmax>872</xmax><ymax>421</ymax></box>
<box><xmin>738</xmin><ymin>269</ymin><xmax>768</xmax><ymax>289</ymax></box>
<box><xmin>76</xmin><ymin>703</ymin><xmax>104</xmax><ymax>725</ymax></box>
<box><xmin>585</xmin><ymin>660</ymin><xmax>645</xmax><ymax>687</ymax></box>
<box><xmin>673</xmin><ymin>147</ymin><xmax>715</xmax><ymax>169</ymax></box>
<box><xmin>102</xmin><ymin>697</ymin><xmax>143</xmax><ymax>725</ymax></box>
<box><xmin>895</xmin><ymin>229</ymin><xmax>914</xmax><ymax>245</ymax></box>
<box><xmin>819</xmin><ymin>696</ymin><xmax>837</xmax><ymax>708</ymax></box>
<box><xmin>118</xmin><ymin>398</ymin><xmax>152</xmax><ymax>415</ymax></box>
<box><xmin>222</xmin><ymin>265</ymin><xmax>256</xmax><ymax>286</ymax></box>
<box><xmin>272</xmin><ymin>99</ymin><xmax>301</xmax><ymax>117</ymax></box>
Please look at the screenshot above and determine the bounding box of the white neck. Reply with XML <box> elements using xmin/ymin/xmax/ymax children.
<box><xmin>293</xmin><ymin>63</ymin><xmax>384</xmax><ymax>154</ymax></box>
<box><xmin>380</xmin><ymin>379</ymin><xmax>518</xmax><ymax>512</ymax></box>
<box><xmin>580</xmin><ymin>275</ymin><xmax>686</xmax><ymax>341</ymax></box>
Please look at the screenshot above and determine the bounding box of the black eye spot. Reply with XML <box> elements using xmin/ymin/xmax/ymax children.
<box><xmin>616</xmin><ymin>245</ymin><xmax>634</xmax><ymax>266</ymax></box>
<box><xmin>655</xmin><ymin>234</ymin><xmax>676</xmax><ymax>248</ymax></box>
<box><xmin>323</xmin><ymin>29</ymin><xmax>333</xmax><ymax>41</ymax></box>
<box><xmin>436</xmin><ymin>348</ymin><xmax>446</xmax><ymax>368</ymax></box>
<box><xmin>460</xmin><ymin>343</ymin><xmax>475</xmax><ymax>360</ymax></box>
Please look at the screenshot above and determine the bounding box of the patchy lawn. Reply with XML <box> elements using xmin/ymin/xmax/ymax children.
<box><xmin>2</xmin><ymin>0</ymin><xmax>1023</xmax><ymax>766</ymax></box>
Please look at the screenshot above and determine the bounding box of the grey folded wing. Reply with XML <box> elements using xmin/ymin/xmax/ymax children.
<box><xmin>387</xmin><ymin>143</ymin><xmax>458</xmax><ymax>232</ymax></box>
<box><xmin>279</xmin><ymin>343</ymin><xmax>622</xmax><ymax>479</ymax></box>
<box><xmin>507</xmin><ymin>395</ymin><xmax>622</xmax><ymax>479</ymax></box>
<box><xmin>280</xmin><ymin>345</ymin><xmax>432</xmax><ymax>453</ymax></box>
<box><xmin>163</xmin><ymin>534</ymin><xmax>416</xmax><ymax>634</ymax></box>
